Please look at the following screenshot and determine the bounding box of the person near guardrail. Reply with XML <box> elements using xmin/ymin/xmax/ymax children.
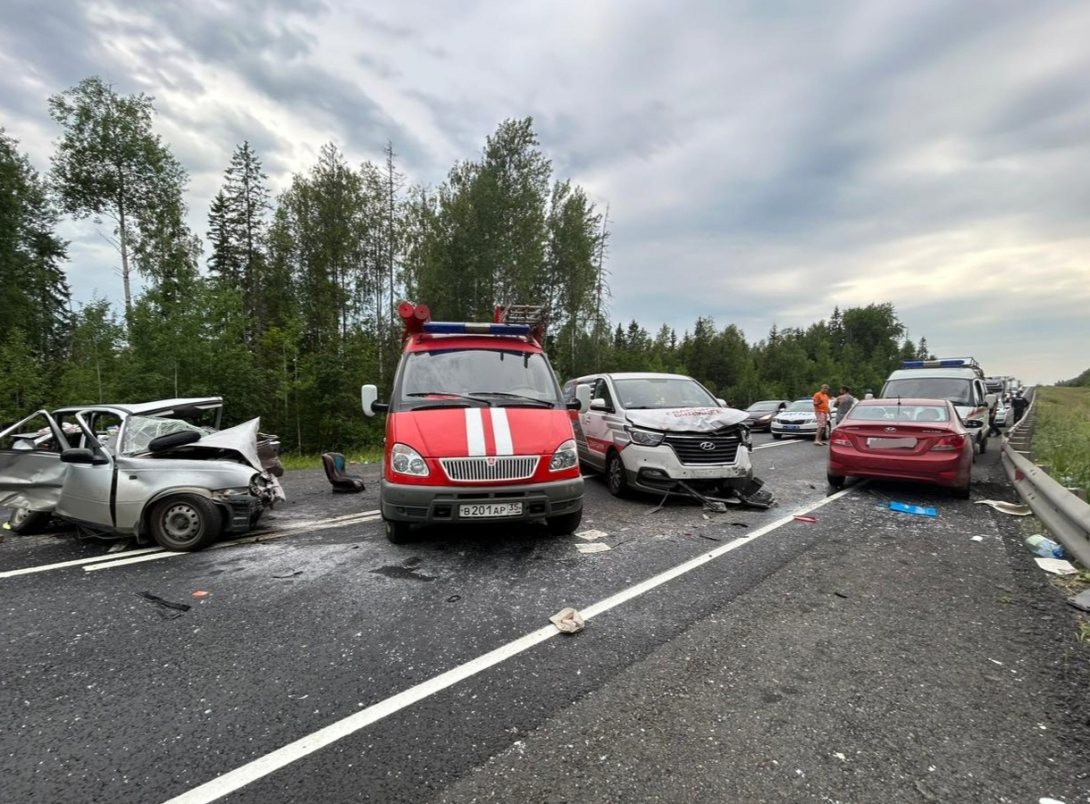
<box><xmin>1011</xmin><ymin>392</ymin><xmax>1028</xmax><ymax>424</ymax></box>
<box><xmin>812</xmin><ymin>383</ymin><xmax>831</xmax><ymax>445</ymax></box>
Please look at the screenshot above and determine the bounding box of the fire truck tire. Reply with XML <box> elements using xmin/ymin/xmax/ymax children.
<box><xmin>384</xmin><ymin>519</ymin><xmax>413</xmax><ymax>544</ymax></box>
<box><xmin>546</xmin><ymin>510</ymin><xmax>582</xmax><ymax>536</ymax></box>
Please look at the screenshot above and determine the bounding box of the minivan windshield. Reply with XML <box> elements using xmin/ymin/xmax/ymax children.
<box><xmin>613</xmin><ymin>377</ymin><xmax>718</xmax><ymax>409</ymax></box>
<box><xmin>882</xmin><ymin>378</ymin><xmax>973</xmax><ymax>406</ymax></box>
<box><xmin>397</xmin><ymin>348</ymin><xmax>561</xmax><ymax>409</ymax></box>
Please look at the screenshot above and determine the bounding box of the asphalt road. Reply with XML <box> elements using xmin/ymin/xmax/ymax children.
<box><xmin>1</xmin><ymin>432</ymin><xmax>1087</xmax><ymax>803</ymax></box>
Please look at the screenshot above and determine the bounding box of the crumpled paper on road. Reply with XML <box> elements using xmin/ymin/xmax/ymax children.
<box><xmin>1034</xmin><ymin>557</ymin><xmax>1078</xmax><ymax>576</ymax></box>
<box><xmin>549</xmin><ymin>607</ymin><xmax>585</xmax><ymax>633</ymax></box>
<box><xmin>973</xmin><ymin>500</ymin><xmax>1032</xmax><ymax>516</ymax></box>
<box><xmin>576</xmin><ymin>542</ymin><xmax>611</xmax><ymax>554</ymax></box>
<box><xmin>576</xmin><ymin>529</ymin><xmax>609</xmax><ymax>541</ymax></box>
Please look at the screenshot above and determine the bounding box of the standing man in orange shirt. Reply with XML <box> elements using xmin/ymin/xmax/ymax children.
<box><xmin>812</xmin><ymin>383</ymin><xmax>831</xmax><ymax>445</ymax></box>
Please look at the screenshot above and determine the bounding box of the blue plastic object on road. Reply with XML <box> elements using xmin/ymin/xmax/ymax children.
<box><xmin>1024</xmin><ymin>534</ymin><xmax>1065</xmax><ymax>559</ymax></box>
<box><xmin>889</xmin><ymin>501</ymin><xmax>938</xmax><ymax>517</ymax></box>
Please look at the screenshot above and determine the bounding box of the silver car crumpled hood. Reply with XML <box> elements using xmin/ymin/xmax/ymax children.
<box><xmin>182</xmin><ymin>418</ymin><xmax>266</xmax><ymax>473</ymax></box>
<box><xmin>625</xmin><ymin>407</ymin><xmax>749</xmax><ymax>432</ymax></box>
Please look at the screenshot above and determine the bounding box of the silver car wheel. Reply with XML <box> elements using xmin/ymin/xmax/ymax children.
<box><xmin>161</xmin><ymin>502</ymin><xmax>202</xmax><ymax>540</ymax></box>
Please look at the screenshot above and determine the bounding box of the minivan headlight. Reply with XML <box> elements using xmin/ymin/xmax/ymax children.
<box><xmin>549</xmin><ymin>439</ymin><xmax>578</xmax><ymax>472</ymax></box>
<box><xmin>626</xmin><ymin>427</ymin><xmax>665</xmax><ymax>447</ymax></box>
<box><xmin>390</xmin><ymin>443</ymin><xmax>429</xmax><ymax>477</ymax></box>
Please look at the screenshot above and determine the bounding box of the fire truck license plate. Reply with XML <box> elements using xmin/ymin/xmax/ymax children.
<box><xmin>459</xmin><ymin>502</ymin><xmax>523</xmax><ymax>518</ymax></box>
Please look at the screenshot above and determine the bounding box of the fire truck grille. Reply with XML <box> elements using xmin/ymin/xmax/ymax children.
<box><xmin>440</xmin><ymin>456</ymin><xmax>539</xmax><ymax>482</ymax></box>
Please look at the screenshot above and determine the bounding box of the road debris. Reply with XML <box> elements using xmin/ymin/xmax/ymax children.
<box><xmin>272</xmin><ymin>569</ymin><xmax>304</xmax><ymax>578</ymax></box>
<box><xmin>191</xmin><ymin>590</ymin><xmax>210</xmax><ymax>599</ymax></box>
<box><xmin>889</xmin><ymin>502</ymin><xmax>937</xmax><ymax>517</ymax></box>
<box><xmin>136</xmin><ymin>591</ymin><xmax>191</xmax><ymax>619</ymax></box>
<box><xmin>973</xmin><ymin>499</ymin><xmax>1032</xmax><ymax>516</ymax></box>
<box><xmin>1024</xmin><ymin>534</ymin><xmax>1064</xmax><ymax>558</ymax></box>
<box><xmin>1034</xmin><ymin>557</ymin><xmax>1077</xmax><ymax>576</ymax></box>
<box><xmin>576</xmin><ymin>529</ymin><xmax>609</xmax><ymax>541</ymax></box>
<box><xmin>793</xmin><ymin>515</ymin><xmax>817</xmax><ymax>523</ymax></box>
<box><xmin>576</xmin><ymin>542</ymin><xmax>611</xmax><ymax>554</ymax></box>
<box><xmin>970</xmin><ymin>535</ymin><xmax>984</xmax><ymax>542</ymax></box>
<box><xmin>446</xmin><ymin>595</ymin><xmax>461</xmax><ymax>603</ymax></box>
<box><xmin>549</xmin><ymin>607</ymin><xmax>585</xmax><ymax>634</ymax></box>
<box><xmin>1069</xmin><ymin>589</ymin><xmax>1090</xmax><ymax>612</ymax></box>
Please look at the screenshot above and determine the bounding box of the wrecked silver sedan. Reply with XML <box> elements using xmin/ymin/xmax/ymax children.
<box><xmin>0</xmin><ymin>397</ymin><xmax>284</xmax><ymax>551</ymax></box>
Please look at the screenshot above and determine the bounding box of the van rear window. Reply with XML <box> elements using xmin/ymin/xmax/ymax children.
<box><xmin>882</xmin><ymin>378</ymin><xmax>972</xmax><ymax>405</ymax></box>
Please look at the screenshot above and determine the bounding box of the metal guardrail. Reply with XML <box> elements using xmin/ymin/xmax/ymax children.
<box><xmin>1000</xmin><ymin>388</ymin><xmax>1090</xmax><ymax>568</ymax></box>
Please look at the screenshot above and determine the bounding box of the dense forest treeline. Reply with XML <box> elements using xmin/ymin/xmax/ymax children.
<box><xmin>3</xmin><ymin>77</ymin><xmax>935</xmax><ymax>451</ymax></box>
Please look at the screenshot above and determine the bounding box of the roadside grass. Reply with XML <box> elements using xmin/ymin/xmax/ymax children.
<box><xmin>1031</xmin><ymin>387</ymin><xmax>1090</xmax><ymax>500</ymax></box>
<box><xmin>279</xmin><ymin>450</ymin><xmax>383</xmax><ymax>471</ymax></box>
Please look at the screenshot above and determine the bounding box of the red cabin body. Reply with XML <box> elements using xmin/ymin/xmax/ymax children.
<box><xmin>362</xmin><ymin>304</ymin><xmax>584</xmax><ymax>542</ymax></box>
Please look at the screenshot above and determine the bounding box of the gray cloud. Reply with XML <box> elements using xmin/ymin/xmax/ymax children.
<box><xmin>3</xmin><ymin>0</ymin><xmax>1090</xmax><ymax>383</ymax></box>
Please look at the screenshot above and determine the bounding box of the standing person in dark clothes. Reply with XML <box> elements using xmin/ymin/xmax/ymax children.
<box><xmin>1011</xmin><ymin>392</ymin><xmax>1029</xmax><ymax>423</ymax></box>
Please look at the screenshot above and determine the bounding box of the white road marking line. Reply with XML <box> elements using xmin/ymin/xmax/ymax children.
<box><xmin>162</xmin><ymin>486</ymin><xmax>855</xmax><ymax>804</ymax></box>
<box><xmin>0</xmin><ymin>546</ymin><xmax>165</xmax><ymax>578</ymax></box>
<box><xmin>85</xmin><ymin>513</ymin><xmax>383</xmax><ymax>572</ymax></box>
<box><xmin>0</xmin><ymin>507</ymin><xmax>383</xmax><ymax>575</ymax></box>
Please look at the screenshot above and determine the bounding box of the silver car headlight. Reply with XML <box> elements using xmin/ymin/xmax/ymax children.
<box><xmin>549</xmin><ymin>439</ymin><xmax>578</xmax><ymax>472</ymax></box>
<box><xmin>626</xmin><ymin>427</ymin><xmax>665</xmax><ymax>447</ymax></box>
<box><xmin>391</xmin><ymin>443</ymin><xmax>429</xmax><ymax>477</ymax></box>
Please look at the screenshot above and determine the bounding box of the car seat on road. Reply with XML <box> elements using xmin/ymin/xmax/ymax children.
<box><xmin>321</xmin><ymin>452</ymin><xmax>365</xmax><ymax>493</ymax></box>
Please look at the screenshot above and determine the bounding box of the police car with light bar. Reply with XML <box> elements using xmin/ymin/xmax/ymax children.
<box><xmin>361</xmin><ymin>302</ymin><xmax>590</xmax><ymax>543</ymax></box>
<box><xmin>880</xmin><ymin>357</ymin><xmax>997</xmax><ymax>454</ymax></box>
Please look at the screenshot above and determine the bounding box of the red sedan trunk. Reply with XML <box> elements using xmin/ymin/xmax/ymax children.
<box><xmin>827</xmin><ymin>399</ymin><xmax>973</xmax><ymax>497</ymax></box>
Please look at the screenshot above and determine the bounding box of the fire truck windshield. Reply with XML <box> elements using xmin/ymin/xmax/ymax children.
<box><xmin>398</xmin><ymin>348</ymin><xmax>562</xmax><ymax>409</ymax></box>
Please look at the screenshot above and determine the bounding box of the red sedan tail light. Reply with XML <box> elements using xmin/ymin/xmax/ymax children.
<box><xmin>830</xmin><ymin>433</ymin><xmax>852</xmax><ymax>446</ymax></box>
<box><xmin>930</xmin><ymin>433</ymin><xmax>966</xmax><ymax>452</ymax></box>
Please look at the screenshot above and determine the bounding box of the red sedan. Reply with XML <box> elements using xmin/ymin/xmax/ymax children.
<box><xmin>826</xmin><ymin>398</ymin><xmax>973</xmax><ymax>498</ymax></box>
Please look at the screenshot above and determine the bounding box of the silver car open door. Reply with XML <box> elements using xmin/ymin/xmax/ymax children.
<box><xmin>0</xmin><ymin>410</ymin><xmax>71</xmax><ymax>511</ymax></box>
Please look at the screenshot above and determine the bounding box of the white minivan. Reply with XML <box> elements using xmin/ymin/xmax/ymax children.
<box><xmin>880</xmin><ymin>358</ymin><xmax>997</xmax><ymax>453</ymax></box>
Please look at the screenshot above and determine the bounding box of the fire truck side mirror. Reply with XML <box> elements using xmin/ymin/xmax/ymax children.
<box><xmin>361</xmin><ymin>384</ymin><xmax>388</xmax><ymax>417</ymax></box>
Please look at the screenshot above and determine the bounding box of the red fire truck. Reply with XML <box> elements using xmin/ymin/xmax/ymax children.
<box><xmin>362</xmin><ymin>303</ymin><xmax>590</xmax><ymax>543</ymax></box>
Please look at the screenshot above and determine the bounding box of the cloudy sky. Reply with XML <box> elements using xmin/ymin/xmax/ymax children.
<box><xmin>3</xmin><ymin>0</ymin><xmax>1089</xmax><ymax>384</ymax></box>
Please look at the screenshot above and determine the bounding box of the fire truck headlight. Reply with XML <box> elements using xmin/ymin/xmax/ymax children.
<box><xmin>391</xmin><ymin>443</ymin><xmax>429</xmax><ymax>477</ymax></box>
<box><xmin>549</xmin><ymin>439</ymin><xmax>578</xmax><ymax>472</ymax></box>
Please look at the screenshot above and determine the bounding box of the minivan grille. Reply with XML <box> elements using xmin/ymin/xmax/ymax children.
<box><xmin>664</xmin><ymin>431</ymin><xmax>742</xmax><ymax>465</ymax></box>
<box><xmin>440</xmin><ymin>456</ymin><xmax>539</xmax><ymax>482</ymax></box>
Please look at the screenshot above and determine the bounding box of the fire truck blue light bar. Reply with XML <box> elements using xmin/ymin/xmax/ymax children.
<box><xmin>423</xmin><ymin>322</ymin><xmax>531</xmax><ymax>336</ymax></box>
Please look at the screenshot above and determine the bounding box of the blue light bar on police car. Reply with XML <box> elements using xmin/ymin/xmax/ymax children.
<box><xmin>423</xmin><ymin>321</ymin><xmax>531</xmax><ymax>336</ymax></box>
<box><xmin>901</xmin><ymin>358</ymin><xmax>974</xmax><ymax>369</ymax></box>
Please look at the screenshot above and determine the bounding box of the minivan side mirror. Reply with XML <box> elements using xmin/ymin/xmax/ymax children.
<box><xmin>575</xmin><ymin>384</ymin><xmax>591</xmax><ymax>413</ymax></box>
<box><xmin>361</xmin><ymin>384</ymin><xmax>389</xmax><ymax>417</ymax></box>
<box><xmin>589</xmin><ymin>397</ymin><xmax>611</xmax><ymax>412</ymax></box>
<box><xmin>716</xmin><ymin>398</ymin><xmax>727</xmax><ymax>407</ymax></box>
